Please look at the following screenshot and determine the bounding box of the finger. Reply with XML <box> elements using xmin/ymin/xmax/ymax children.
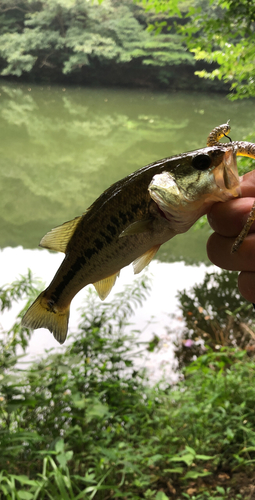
<box><xmin>207</xmin><ymin>232</ymin><xmax>255</xmax><ymax>271</ymax></box>
<box><xmin>238</xmin><ymin>271</ymin><xmax>255</xmax><ymax>303</ymax></box>
<box><xmin>207</xmin><ymin>198</ymin><xmax>255</xmax><ymax>237</ymax></box>
<box><xmin>239</xmin><ymin>169</ymin><xmax>255</xmax><ymax>197</ymax></box>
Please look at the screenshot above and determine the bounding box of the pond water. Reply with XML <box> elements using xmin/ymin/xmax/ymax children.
<box><xmin>1</xmin><ymin>81</ymin><xmax>254</xmax><ymax>376</ymax></box>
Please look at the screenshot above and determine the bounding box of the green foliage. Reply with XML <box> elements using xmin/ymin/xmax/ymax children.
<box><xmin>143</xmin><ymin>0</ymin><xmax>255</xmax><ymax>99</ymax></box>
<box><xmin>0</xmin><ymin>0</ymin><xmax>192</xmax><ymax>80</ymax></box>
<box><xmin>172</xmin><ymin>269</ymin><xmax>255</xmax><ymax>369</ymax></box>
<box><xmin>136</xmin><ymin>0</ymin><xmax>182</xmax><ymax>16</ymax></box>
<box><xmin>0</xmin><ymin>269</ymin><xmax>43</xmax><ymax>357</ymax></box>
<box><xmin>180</xmin><ymin>0</ymin><xmax>255</xmax><ymax>100</ymax></box>
<box><xmin>1</xmin><ymin>271</ymin><xmax>255</xmax><ymax>498</ymax></box>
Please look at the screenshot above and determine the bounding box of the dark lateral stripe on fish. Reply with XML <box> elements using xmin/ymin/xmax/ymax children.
<box><xmin>52</xmin><ymin>220</ymin><xmax>124</xmax><ymax>302</ymax></box>
<box><xmin>118</xmin><ymin>211</ymin><xmax>128</xmax><ymax>225</ymax></box>
<box><xmin>84</xmin><ymin>247</ymin><xmax>98</xmax><ymax>259</ymax></box>
<box><xmin>53</xmin><ymin>255</ymin><xmax>87</xmax><ymax>300</ymax></box>
<box><xmin>106</xmin><ymin>224</ymin><xmax>117</xmax><ymax>237</ymax></box>
<box><xmin>100</xmin><ymin>231</ymin><xmax>113</xmax><ymax>245</ymax></box>
<box><xmin>131</xmin><ymin>203</ymin><xmax>141</xmax><ymax>213</ymax></box>
<box><xmin>110</xmin><ymin>215</ymin><xmax>120</xmax><ymax>227</ymax></box>
<box><xmin>94</xmin><ymin>238</ymin><xmax>104</xmax><ymax>251</ymax></box>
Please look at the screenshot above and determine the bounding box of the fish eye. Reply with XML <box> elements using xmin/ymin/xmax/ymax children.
<box><xmin>192</xmin><ymin>154</ymin><xmax>212</xmax><ymax>171</ymax></box>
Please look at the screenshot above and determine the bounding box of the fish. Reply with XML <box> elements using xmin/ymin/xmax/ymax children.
<box><xmin>22</xmin><ymin>123</ymin><xmax>255</xmax><ymax>344</ymax></box>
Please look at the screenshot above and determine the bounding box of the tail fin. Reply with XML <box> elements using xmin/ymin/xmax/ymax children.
<box><xmin>21</xmin><ymin>291</ymin><xmax>70</xmax><ymax>344</ymax></box>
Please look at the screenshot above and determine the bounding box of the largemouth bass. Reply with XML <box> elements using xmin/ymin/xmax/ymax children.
<box><xmin>22</xmin><ymin>123</ymin><xmax>255</xmax><ymax>344</ymax></box>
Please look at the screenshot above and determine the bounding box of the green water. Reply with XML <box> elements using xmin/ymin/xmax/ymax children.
<box><xmin>1</xmin><ymin>81</ymin><xmax>255</xmax><ymax>263</ymax></box>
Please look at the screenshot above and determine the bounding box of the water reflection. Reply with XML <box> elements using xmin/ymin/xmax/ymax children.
<box><xmin>1</xmin><ymin>81</ymin><xmax>255</xmax><ymax>260</ymax></box>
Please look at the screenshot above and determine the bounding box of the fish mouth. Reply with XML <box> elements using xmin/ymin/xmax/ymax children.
<box><xmin>213</xmin><ymin>148</ymin><xmax>241</xmax><ymax>200</ymax></box>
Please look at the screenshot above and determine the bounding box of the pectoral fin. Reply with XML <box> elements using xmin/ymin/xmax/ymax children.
<box><xmin>40</xmin><ymin>215</ymin><xmax>82</xmax><ymax>253</ymax></box>
<box><xmin>93</xmin><ymin>271</ymin><xmax>120</xmax><ymax>300</ymax></box>
<box><xmin>133</xmin><ymin>244</ymin><xmax>160</xmax><ymax>274</ymax></box>
<box><xmin>119</xmin><ymin>219</ymin><xmax>153</xmax><ymax>238</ymax></box>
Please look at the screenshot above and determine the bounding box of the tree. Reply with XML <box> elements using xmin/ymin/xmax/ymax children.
<box><xmin>0</xmin><ymin>0</ymin><xmax>193</xmax><ymax>81</ymax></box>
<box><xmin>141</xmin><ymin>0</ymin><xmax>255</xmax><ymax>100</ymax></box>
<box><xmin>183</xmin><ymin>0</ymin><xmax>255</xmax><ymax>100</ymax></box>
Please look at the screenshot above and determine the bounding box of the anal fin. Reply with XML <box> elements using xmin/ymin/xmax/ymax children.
<box><xmin>133</xmin><ymin>244</ymin><xmax>160</xmax><ymax>275</ymax></box>
<box><xmin>93</xmin><ymin>271</ymin><xmax>120</xmax><ymax>301</ymax></box>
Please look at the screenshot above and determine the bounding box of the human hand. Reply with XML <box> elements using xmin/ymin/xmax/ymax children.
<box><xmin>207</xmin><ymin>170</ymin><xmax>255</xmax><ymax>304</ymax></box>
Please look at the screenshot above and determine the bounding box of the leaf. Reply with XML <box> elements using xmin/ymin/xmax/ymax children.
<box><xmin>72</xmin><ymin>471</ymin><xmax>96</xmax><ymax>484</ymax></box>
<box><xmin>196</xmin><ymin>454</ymin><xmax>215</xmax><ymax>460</ymax></box>
<box><xmin>163</xmin><ymin>467</ymin><xmax>183</xmax><ymax>474</ymax></box>
<box><xmin>183</xmin><ymin>470</ymin><xmax>211</xmax><ymax>480</ymax></box>
<box><xmin>17</xmin><ymin>492</ymin><xmax>34</xmax><ymax>500</ymax></box>
<box><xmin>185</xmin><ymin>446</ymin><xmax>196</xmax><ymax>455</ymax></box>
<box><xmin>56</xmin><ymin>451</ymin><xmax>73</xmax><ymax>468</ymax></box>
<box><xmin>86</xmin><ymin>401</ymin><xmax>109</xmax><ymax>421</ymax></box>
<box><xmin>241</xmin><ymin>446</ymin><xmax>255</xmax><ymax>453</ymax></box>
<box><xmin>147</xmin><ymin>454</ymin><xmax>163</xmax><ymax>466</ymax></box>
<box><xmin>170</xmin><ymin>453</ymin><xmax>194</xmax><ymax>466</ymax></box>
<box><xmin>155</xmin><ymin>492</ymin><xmax>169</xmax><ymax>500</ymax></box>
<box><xmin>55</xmin><ymin>439</ymin><xmax>65</xmax><ymax>454</ymax></box>
<box><xmin>12</xmin><ymin>476</ymin><xmax>39</xmax><ymax>487</ymax></box>
<box><xmin>216</xmin><ymin>486</ymin><xmax>226</xmax><ymax>494</ymax></box>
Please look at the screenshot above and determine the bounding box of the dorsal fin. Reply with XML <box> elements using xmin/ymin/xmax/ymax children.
<box><xmin>93</xmin><ymin>271</ymin><xmax>120</xmax><ymax>301</ymax></box>
<box><xmin>39</xmin><ymin>215</ymin><xmax>82</xmax><ymax>253</ymax></box>
<box><xmin>133</xmin><ymin>244</ymin><xmax>160</xmax><ymax>274</ymax></box>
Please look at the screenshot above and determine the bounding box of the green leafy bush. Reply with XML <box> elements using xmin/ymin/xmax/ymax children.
<box><xmin>1</xmin><ymin>271</ymin><xmax>255</xmax><ymax>498</ymax></box>
<box><xmin>172</xmin><ymin>269</ymin><xmax>255</xmax><ymax>369</ymax></box>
